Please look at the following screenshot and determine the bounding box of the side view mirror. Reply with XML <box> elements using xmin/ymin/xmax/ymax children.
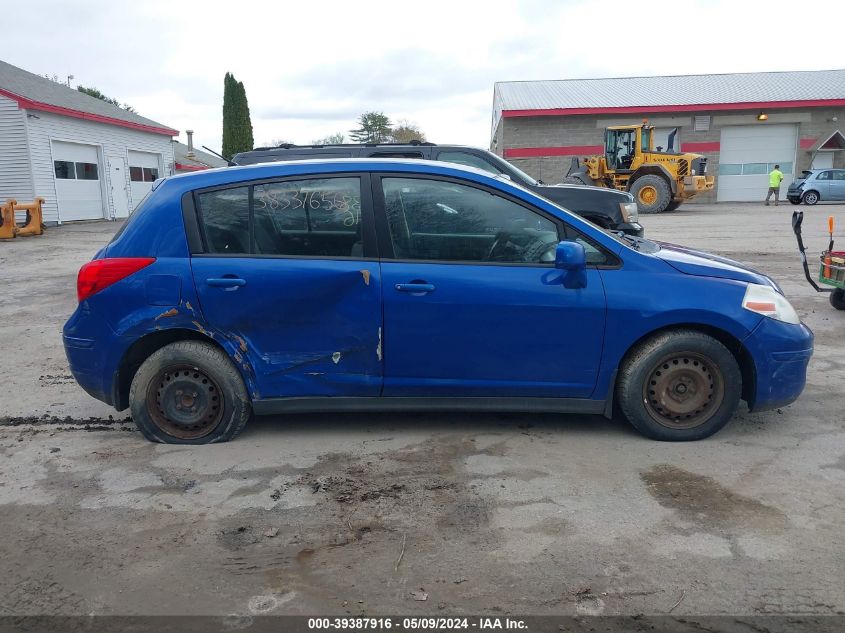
<box><xmin>555</xmin><ymin>240</ymin><xmax>587</xmax><ymax>289</ymax></box>
<box><xmin>555</xmin><ymin>240</ymin><xmax>586</xmax><ymax>271</ymax></box>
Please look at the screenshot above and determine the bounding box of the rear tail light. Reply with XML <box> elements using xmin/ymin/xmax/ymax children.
<box><xmin>77</xmin><ymin>257</ymin><xmax>155</xmax><ymax>302</ymax></box>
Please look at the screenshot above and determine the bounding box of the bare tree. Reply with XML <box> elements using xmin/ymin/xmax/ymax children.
<box><xmin>390</xmin><ymin>119</ymin><xmax>427</xmax><ymax>143</ymax></box>
<box><xmin>313</xmin><ymin>132</ymin><xmax>346</xmax><ymax>145</ymax></box>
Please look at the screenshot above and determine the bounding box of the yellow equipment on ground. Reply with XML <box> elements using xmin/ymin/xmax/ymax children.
<box><xmin>1</xmin><ymin>198</ymin><xmax>46</xmax><ymax>239</ymax></box>
<box><xmin>565</xmin><ymin>123</ymin><xmax>715</xmax><ymax>214</ymax></box>
<box><xmin>0</xmin><ymin>200</ymin><xmax>15</xmax><ymax>239</ymax></box>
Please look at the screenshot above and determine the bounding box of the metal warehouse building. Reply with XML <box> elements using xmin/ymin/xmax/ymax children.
<box><xmin>492</xmin><ymin>70</ymin><xmax>845</xmax><ymax>202</ymax></box>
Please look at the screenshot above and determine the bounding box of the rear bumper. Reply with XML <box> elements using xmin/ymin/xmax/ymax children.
<box><xmin>63</xmin><ymin>334</ymin><xmax>114</xmax><ymax>406</ymax></box>
<box><xmin>744</xmin><ymin>318</ymin><xmax>813</xmax><ymax>412</ymax></box>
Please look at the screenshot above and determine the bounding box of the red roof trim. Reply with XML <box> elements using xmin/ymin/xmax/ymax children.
<box><xmin>504</xmin><ymin>145</ymin><xmax>603</xmax><ymax>158</ymax></box>
<box><xmin>175</xmin><ymin>162</ymin><xmax>213</xmax><ymax>171</ymax></box>
<box><xmin>799</xmin><ymin>137</ymin><xmax>818</xmax><ymax>149</ymax></box>
<box><xmin>501</xmin><ymin>99</ymin><xmax>845</xmax><ymax>118</ymax></box>
<box><xmin>680</xmin><ymin>142</ymin><xmax>721</xmax><ymax>152</ymax></box>
<box><xmin>0</xmin><ymin>88</ymin><xmax>178</xmax><ymax>136</ymax></box>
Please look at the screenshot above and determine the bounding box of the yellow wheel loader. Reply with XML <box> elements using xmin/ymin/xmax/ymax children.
<box><xmin>565</xmin><ymin>123</ymin><xmax>715</xmax><ymax>214</ymax></box>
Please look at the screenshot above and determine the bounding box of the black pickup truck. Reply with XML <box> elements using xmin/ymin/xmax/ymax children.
<box><xmin>232</xmin><ymin>143</ymin><xmax>643</xmax><ymax>236</ymax></box>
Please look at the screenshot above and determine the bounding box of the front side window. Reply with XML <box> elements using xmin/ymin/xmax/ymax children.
<box><xmin>381</xmin><ymin>177</ymin><xmax>558</xmax><ymax>263</ymax></box>
<box><xmin>197</xmin><ymin>186</ymin><xmax>250</xmax><ymax>254</ymax></box>
<box><xmin>436</xmin><ymin>151</ymin><xmax>500</xmax><ymax>175</ymax></box>
<box><xmin>253</xmin><ymin>178</ymin><xmax>362</xmax><ymax>257</ymax></box>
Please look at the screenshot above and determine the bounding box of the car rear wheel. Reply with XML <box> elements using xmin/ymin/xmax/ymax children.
<box><xmin>803</xmin><ymin>191</ymin><xmax>820</xmax><ymax>205</ymax></box>
<box><xmin>630</xmin><ymin>175</ymin><xmax>671</xmax><ymax>214</ymax></box>
<box><xmin>617</xmin><ymin>330</ymin><xmax>741</xmax><ymax>441</ymax></box>
<box><xmin>129</xmin><ymin>341</ymin><xmax>251</xmax><ymax>444</ymax></box>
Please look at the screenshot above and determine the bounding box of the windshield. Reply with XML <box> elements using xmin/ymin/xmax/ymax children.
<box><xmin>484</xmin><ymin>152</ymin><xmax>539</xmax><ymax>186</ymax></box>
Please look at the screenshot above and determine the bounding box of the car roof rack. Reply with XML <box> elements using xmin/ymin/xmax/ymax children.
<box><xmin>249</xmin><ymin>141</ymin><xmax>438</xmax><ymax>151</ymax></box>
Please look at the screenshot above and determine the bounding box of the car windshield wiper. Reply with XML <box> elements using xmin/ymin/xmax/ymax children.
<box><xmin>615</xmin><ymin>231</ymin><xmax>641</xmax><ymax>250</ymax></box>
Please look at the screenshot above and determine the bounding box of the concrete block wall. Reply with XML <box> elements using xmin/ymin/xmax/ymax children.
<box><xmin>494</xmin><ymin>107</ymin><xmax>845</xmax><ymax>203</ymax></box>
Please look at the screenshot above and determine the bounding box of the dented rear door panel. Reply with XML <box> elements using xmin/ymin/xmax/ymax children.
<box><xmin>190</xmin><ymin>258</ymin><xmax>382</xmax><ymax>398</ymax></box>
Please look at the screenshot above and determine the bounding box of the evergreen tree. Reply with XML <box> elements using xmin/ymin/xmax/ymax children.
<box><xmin>222</xmin><ymin>72</ymin><xmax>254</xmax><ymax>159</ymax></box>
<box><xmin>349</xmin><ymin>112</ymin><xmax>392</xmax><ymax>143</ymax></box>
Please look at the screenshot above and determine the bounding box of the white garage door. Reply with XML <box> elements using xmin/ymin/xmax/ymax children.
<box><xmin>717</xmin><ymin>124</ymin><xmax>797</xmax><ymax>201</ymax></box>
<box><xmin>52</xmin><ymin>141</ymin><xmax>105</xmax><ymax>220</ymax></box>
<box><xmin>128</xmin><ymin>150</ymin><xmax>161</xmax><ymax>210</ymax></box>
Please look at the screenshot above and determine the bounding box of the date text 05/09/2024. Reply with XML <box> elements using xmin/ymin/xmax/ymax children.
<box><xmin>307</xmin><ymin>617</ymin><xmax>528</xmax><ymax>630</ymax></box>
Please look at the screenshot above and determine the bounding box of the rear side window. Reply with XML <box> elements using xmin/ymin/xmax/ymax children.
<box><xmin>195</xmin><ymin>178</ymin><xmax>363</xmax><ymax>258</ymax></box>
<box><xmin>253</xmin><ymin>178</ymin><xmax>362</xmax><ymax>256</ymax></box>
<box><xmin>197</xmin><ymin>187</ymin><xmax>250</xmax><ymax>253</ymax></box>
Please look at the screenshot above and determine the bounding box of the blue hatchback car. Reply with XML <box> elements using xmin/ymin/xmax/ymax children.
<box><xmin>64</xmin><ymin>159</ymin><xmax>813</xmax><ymax>444</ymax></box>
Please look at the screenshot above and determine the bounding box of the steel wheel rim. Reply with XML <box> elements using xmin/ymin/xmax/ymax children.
<box><xmin>638</xmin><ymin>185</ymin><xmax>658</xmax><ymax>205</ymax></box>
<box><xmin>146</xmin><ymin>364</ymin><xmax>224</xmax><ymax>439</ymax></box>
<box><xmin>805</xmin><ymin>193</ymin><xmax>818</xmax><ymax>204</ymax></box>
<box><xmin>642</xmin><ymin>352</ymin><xmax>724</xmax><ymax>429</ymax></box>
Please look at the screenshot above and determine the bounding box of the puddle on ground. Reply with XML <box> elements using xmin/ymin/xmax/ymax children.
<box><xmin>641</xmin><ymin>464</ymin><xmax>787</xmax><ymax>533</ymax></box>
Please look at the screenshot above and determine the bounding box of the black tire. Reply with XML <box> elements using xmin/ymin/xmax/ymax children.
<box><xmin>629</xmin><ymin>175</ymin><xmax>672</xmax><ymax>214</ymax></box>
<box><xmin>129</xmin><ymin>341</ymin><xmax>251</xmax><ymax>444</ymax></box>
<box><xmin>616</xmin><ymin>330</ymin><xmax>741</xmax><ymax>441</ymax></box>
<box><xmin>789</xmin><ymin>198</ymin><xmax>801</xmax><ymax>206</ymax></box>
<box><xmin>830</xmin><ymin>289</ymin><xmax>845</xmax><ymax>310</ymax></box>
<box><xmin>803</xmin><ymin>190</ymin><xmax>820</xmax><ymax>205</ymax></box>
<box><xmin>664</xmin><ymin>200</ymin><xmax>682</xmax><ymax>212</ymax></box>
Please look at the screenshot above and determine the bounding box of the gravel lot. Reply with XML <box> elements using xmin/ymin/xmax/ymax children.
<box><xmin>1</xmin><ymin>203</ymin><xmax>843</xmax><ymax>618</ymax></box>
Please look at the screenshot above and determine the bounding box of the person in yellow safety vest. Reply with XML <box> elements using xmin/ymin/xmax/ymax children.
<box><xmin>765</xmin><ymin>164</ymin><xmax>784</xmax><ymax>206</ymax></box>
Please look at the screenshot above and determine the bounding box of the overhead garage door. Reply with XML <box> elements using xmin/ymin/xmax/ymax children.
<box><xmin>52</xmin><ymin>141</ymin><xmax>105</xmax><ymax>220</ymax></box>
<box><xmin>128</xmin><ymin>151</ymin><xmax>161</xmax><ymax>210</ymax></box>
<box><xmin>717</xmin><ymin>124</ymin><xmax>797</xmax><ymax>202</ymax></box>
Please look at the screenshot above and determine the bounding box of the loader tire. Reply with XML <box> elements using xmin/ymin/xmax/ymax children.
<box><xmin>630</xmin><ymin>175</ymin><xmax>671</xmax><ymax>214</ymax></box>
<box><xmin>664</xmin><ymin>200</ymin><xmax>682</xmax><ymax>212</ymax></box>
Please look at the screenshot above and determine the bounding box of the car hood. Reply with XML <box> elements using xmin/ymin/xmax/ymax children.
<box><xmin>653</xmin><ymin>241</ymin><xmax>775</xmax><ymax>287</ymax></box>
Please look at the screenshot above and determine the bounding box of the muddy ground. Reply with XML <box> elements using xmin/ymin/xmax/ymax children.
<box><xmin>0</xmin><ymin>204</ymin><xmax>844</xmax><ymax>618</ymax></box>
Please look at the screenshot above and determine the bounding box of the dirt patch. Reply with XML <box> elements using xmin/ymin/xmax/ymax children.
<box><xmin>0</xmin><ymin>415</ymin><xmax>131</xmax><ymax>428</ymax></box>
<box><xmin>641</xmin><ymin>464</ymin><xmax>788</xmax><ymax>533</ymax></box>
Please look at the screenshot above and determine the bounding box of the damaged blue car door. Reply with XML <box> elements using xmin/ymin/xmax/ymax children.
<box><xmin>189</xmin><ymin>175</ymin><xmax>383</xmax><ymax>398</ymax></box>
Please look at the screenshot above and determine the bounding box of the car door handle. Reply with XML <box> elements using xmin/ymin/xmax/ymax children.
<box><xmin>394</xmin><ymin>283</ymin><xmax>435</xmax><ymax>293</ymax></box>
<box><xmin>206</xmin><ymin>277</ymin><xmax>246</xmax><ymax>288</ymax></box>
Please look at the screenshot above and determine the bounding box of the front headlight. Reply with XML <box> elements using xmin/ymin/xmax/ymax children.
<box><xmin>620</xmin><ymin>202</ymin><xmax>639</xmax><ymax>223</ymax></box>
<box><xmin>742</xmin><ymin>283</ymin><xmax>800</xmax><ymax>324</ymax></box>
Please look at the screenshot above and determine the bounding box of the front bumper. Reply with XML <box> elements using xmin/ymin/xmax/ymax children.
<box><xmin>744</xmin><ymin>317</ymin><xmax>813</xmax><ymax>412</ymax></box>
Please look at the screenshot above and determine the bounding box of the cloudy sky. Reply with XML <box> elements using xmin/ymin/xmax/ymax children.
<box><xmin>5</xmin><ymin>0</ymin><xmax>844</xmax><ymax>153</ymax></box>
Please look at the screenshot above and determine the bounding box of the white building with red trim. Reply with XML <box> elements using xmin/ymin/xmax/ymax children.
<box><xmin>492</xmin><ymin>70</ymin><xmax>845</xmax><ymax>202</ymax></box>
<box><xmin>0</xmin><ymin>59</ymin><xmax>179</xmax><ymax>222</ymax></box>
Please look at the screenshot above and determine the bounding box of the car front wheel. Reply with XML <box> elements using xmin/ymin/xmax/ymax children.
<box><xmin>803</xmin><ymin>191</ymin><xmax>820</xmax><ymax>205</ymax></box>
<box><xmin>129</xmin><ymin>341</ymin><xmax>251</xmax><ymax>444</ymax></box>
<box><xmin>617</xmin><ymin>330</ymin><xmax>742</xmax><ymax>441</ymax></box>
